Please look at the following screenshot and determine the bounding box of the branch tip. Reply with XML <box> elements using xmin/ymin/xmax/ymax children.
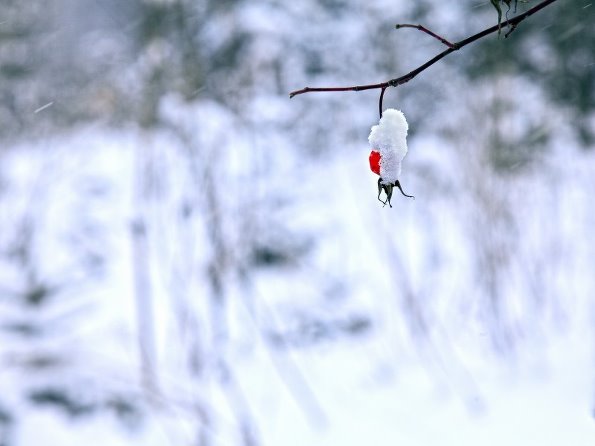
<box><xmin>394</xmin><ymin>23</ymin><xmax>455</xmax><ymax>48</ymax></box>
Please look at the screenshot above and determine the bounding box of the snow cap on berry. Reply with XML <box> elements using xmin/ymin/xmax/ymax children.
<box><xmin>368</xmin><ymin>109</ymin><xmax>408</xmax><ymax>184</ymax></box>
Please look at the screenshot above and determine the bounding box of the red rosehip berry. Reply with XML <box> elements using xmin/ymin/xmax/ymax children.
<box><xmin>369</xmin><ymin>150</ymin><xmax>381</xmax><ymax>175</ymax></box>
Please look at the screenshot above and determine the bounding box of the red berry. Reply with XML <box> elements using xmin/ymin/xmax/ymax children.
<box><xmin>369</xmin><ymin>150</ymin><xmax>381</xmax><ymax>175</ymax></box>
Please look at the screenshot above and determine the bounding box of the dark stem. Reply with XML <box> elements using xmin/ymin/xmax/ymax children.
<box><xmin>289</xmin><ymin>0</ymin><xmax>558</xmax><ymax>99</ymax></box>
<box><xmin>395</xmin><ymin>180</ymin><xmax>415</xmax><ymax>199</ymax></box>
<box><xmin>379</xmin><ymin>86</ymin><xmax>386</xmax><ymax>118</ymax></box>
<box><xmin>395</xmin><ymin>23</ymin><xmax>455</xmax><ymax>48</ymax></box>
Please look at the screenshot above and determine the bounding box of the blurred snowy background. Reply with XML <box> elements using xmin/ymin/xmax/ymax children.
<box><xmin>1</xmin><ymin>0</ymin><xmax>594</xmax><ymax>445</ymax></box>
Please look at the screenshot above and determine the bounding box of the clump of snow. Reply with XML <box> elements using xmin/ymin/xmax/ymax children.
<box><xmin>368</xmin><ymin>109</ymin><xmax>409</xmax><ymax>184</ymax></box>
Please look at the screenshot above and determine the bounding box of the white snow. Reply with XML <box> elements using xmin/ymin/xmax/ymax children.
<box><xmin>368</xmin><ymin>108</ymin><xmax>409</xmax><ymax>184</ymax></box>
<box><xmin>2</xmin><ymin>111</ymin><xmax>595</xmax><ymax>446</ymax></box>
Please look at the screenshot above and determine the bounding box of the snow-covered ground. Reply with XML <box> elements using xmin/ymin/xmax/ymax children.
<box><xmin>2</xmin><ymin>106</ymin><xmax>594</xmax><ymax>445</ymax></box>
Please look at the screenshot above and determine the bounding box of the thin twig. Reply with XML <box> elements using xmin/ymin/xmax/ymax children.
<box><xmin>504</xmin><ymin>22</ymin><xmax>518</xmax><ymax>38</ymax></box>
<box><xmin>289</xmin><ymin>0</ymin><xmax>559</xmax><ymax>101</ymax></box>
<box><xmin>395</xmin><ymin>23</ymin><xmax>455</xmax><ymax>48</ymax></box>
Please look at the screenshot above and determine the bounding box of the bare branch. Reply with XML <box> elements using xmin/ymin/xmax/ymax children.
<box><xmin>395</xmin><ymin>23</ymin><xmax>455</xmax><ymax>48</ymax></box>
<box><xmin>289</xmin><ymin>0</ymin><xmax>559</xmax><ymax>99</ymax></box>
<box><xmin>504</xmin><ymin>22</ymin><xmax>519</xmax><ymax>38</ymax></box>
